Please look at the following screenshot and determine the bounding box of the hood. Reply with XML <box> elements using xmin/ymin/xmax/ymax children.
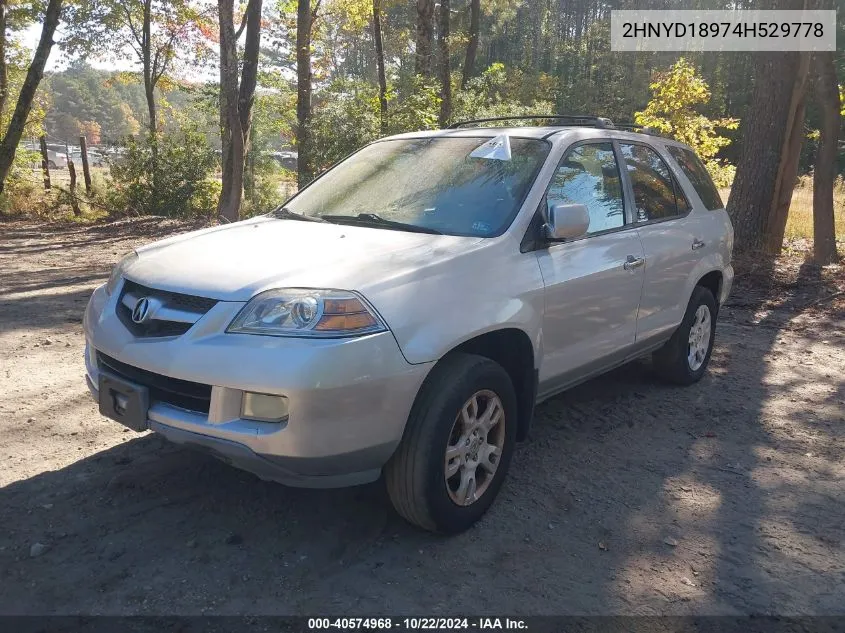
<box><xmin>126</xmin><ymin>217</ymin><xmax>483</xmax><ymax>301</ymax></box>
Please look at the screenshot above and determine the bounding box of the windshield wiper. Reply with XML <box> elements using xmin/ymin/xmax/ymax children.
<box><xmin>269</xmin><ymin>206</ymin><xmax>326</xmax><ymax>222</ymax></box>
<box><xmin>320</xmin><ymin>213</ymin><xmax>443</xmax><ymax>235</ymax></box>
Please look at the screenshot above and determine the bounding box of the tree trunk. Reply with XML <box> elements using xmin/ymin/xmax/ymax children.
<box><xmin>144</xmin><ymin>83</ymin><xmax>157</xmax><ymax>136</ymax></box>
<box><xmin>0</xmin><ymin>1</ymin><xmax>8</xmax><ymax>120</ymax></box>
<box><xmin>372</xmin><ymin>0</ymin><xmax>388</xmax><ymax>134</ymax></box>
<box><xmin>142</xmin><ymin>0</ymin><xmax>156</xmax><ymax>136</ymax></box>
<box><xmin>217</xmin><ymin>0</ymin><xmax>243</xmax><ymax>222</ymax></box>
<box><xmin>217</xmin><ymin>0</ymin><xmax>262</xmax><ymax>222</ymax></box>
<box><xmin>764</xmin><ymin>51</ymin><xmax>810</xmax><ymax>253</ymax></box>
<box><xmin>438</xmin><ymin>0</ymin><xmax>451</xmax><ymax>127</ymax></box>
<box><xmin>0</xmin><ymin>0</ymin><xmax>62</xmax><ymax>194</ymax></box>
<box><xmin>726</xmin><ymin>50</ymin><xmax>809</xmax><ymax>254</ymax></box>
<box><xmin>244</xmin><ymin>125</ymin><xmax>255</xmax><ymax>202</ymax></box>
<box><xmin>461</xmin><ymin>0</ymin><xmax>479</xmax><ymax>88</ymax></box>
<box><xmin>216</xmin><ymin>0</ymin><xmax>263</xmax><ymax>222</ymax></box>
<box><xmin>241</xmin><ymin>1</ymin><xmax>262</xmax><ymax>206</ymax></box>
<box><xmin>296</xmin><ymin>0</ymin><xmax>314</xmax><ymax>187</ymax></box>
<box><xmin>810</xmin><ymin>51</ymin><xmax>840</xmax><ymax>264</ymax></box>
<box><xmin>238</xmin><ymin>0</ymin><xmax>262</xmax><ymax>143</ymax></box>
<box><xmin>140</xmin><ymin>0</ymin><xmax>159</xmax><ymax>197</ymax></box>
<box><xmin>414</xmin><ymin>0</ymin><xmax>434</xmax><ymax>77</ymax></box>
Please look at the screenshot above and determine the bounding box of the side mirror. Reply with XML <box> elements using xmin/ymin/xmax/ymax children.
<box><xmin>544</xmin><ymin>203</ymin><xmax>590</xmax><ymax>241</ymax></box>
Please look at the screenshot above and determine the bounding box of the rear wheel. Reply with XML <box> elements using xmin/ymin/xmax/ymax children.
<box><xmin>385</xmin><ymin>353</ymin><xmax>517</xmax><ymax>533</ymax></box>
<box><xmin>653</xmin><ymin>285</ymin><xmax>717</xmax><ymax>385</ymax></box>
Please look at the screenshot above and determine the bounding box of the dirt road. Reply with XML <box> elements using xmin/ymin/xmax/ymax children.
<box><xmin>1</xmin><ymin>220</ymin><xmax>843</xmax><ymax>615</ymax></box>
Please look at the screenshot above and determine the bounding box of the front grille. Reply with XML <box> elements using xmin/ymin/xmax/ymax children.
<box><xmin>123</xmin><ymin>280</ymin><xmax>218</xmax><ymax>313</ymax></box>
<box><xmin>97</xmin><ymin>352</ymin><xmax>212</xmax><ymax>414</ymax></box>
<box><xmin>117</xmin><ymin>280</ymin><xmax>218</xmax><ymax>338</ymax></box>
<box><xmin>118</xmin><ymin>316</ymin><xmax>192</xmax><ymax>338</ymax></box>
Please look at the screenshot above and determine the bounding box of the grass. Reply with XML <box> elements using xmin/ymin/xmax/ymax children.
<box><xmin>782</xmin><ymin>176</ymin><xmax>845</xmax><ymax>242</ymax></box>
<box><xmin>719</xmin><ymin>176</ymin><xmax>845</xmax><ymax>243</ymax></box>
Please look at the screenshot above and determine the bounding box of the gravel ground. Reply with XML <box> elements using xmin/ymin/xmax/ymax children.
<box><xmin>0</xmin><ymin>219</ymin><xmax>843</xmax><ymax>616</ymax></box>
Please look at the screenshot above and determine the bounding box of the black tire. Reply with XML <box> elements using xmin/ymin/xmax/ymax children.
<box><xmin>47</xmin><ymin>160</ymin><xmax>57</xmax><ymax>169</ymax></box>
<box><xmin>384</xmin><ymin>353</ymin><xmax>517</xmax><ymax>534</ymax></box>
<box><xmin>653</xmin><ymin>285</ymin><xmax>718</xmax><ymax>386</ymax></box>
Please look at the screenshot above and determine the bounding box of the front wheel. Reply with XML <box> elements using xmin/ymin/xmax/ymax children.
<box><xmin>385</xmin><ymin>353</ymin><xmax>517</xmax><ymax>534</ymax></box>
<box><xmin>653</xmin><ymin>286</ymin><xmax>718</xmax><ymax>385</ymax></box>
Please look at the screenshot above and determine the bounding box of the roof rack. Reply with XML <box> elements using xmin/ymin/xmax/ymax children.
<box><xmin>614</xmin><ymin>122</ymin><xmax>666</xmax><ymax>138</ymax></box>
<box><xmin>447</xmin><ymin>115</ymin><xmax>616</xmax><ymax>130</ymax></box>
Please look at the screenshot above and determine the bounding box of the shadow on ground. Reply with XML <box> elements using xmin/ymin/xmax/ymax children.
<box><xmin>2</xmin><ymin>313</ymin><xmax>844</xmax><ymax>615</ymax></box>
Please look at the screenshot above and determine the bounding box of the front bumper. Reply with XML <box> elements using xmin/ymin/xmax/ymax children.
<box><xmin>84</xmin><ymin>283</ymin><xmax>433</xmax><ymax>488</ymax></box>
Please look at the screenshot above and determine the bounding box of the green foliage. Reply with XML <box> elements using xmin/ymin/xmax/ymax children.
<box><xmin>2</xmin><ymin>40</ymin><xmax>49</xmax><ymax>138</ymax></box>
<box><xmin>41</xmin><ymin>65</ymin><xmax>222</xmax><ymax>145</ymax></box>
<box><xmin>305</xmin><ymin>63</ymin><xmax>559</xmax><ymax>177</ymax></box>
<box><xmin>5</xmin><ymin>148</ymin><xmax>42</xmax><ymax>190</ymax></box>
<box><xmin>309</xmin><ymin>79</ymin><xmax>381</xmax><ymax>172</ymax></box>
<box><xmin>241</xmin><ymin>148</ymin><xmax>296</xmax><ymax>217</ymax></box>
<box><xmin>15</xmin><ymin>0</ymin><xmax>824</xmax><ymax>219</ymax></box>
<box><xmin>309</xmin><ymin>77</ymin><xmax>440</xmax><ymax>171</ymax></box>
<box><xmin>106</xmin><ymin>125</ymin><xmax>218</xmax><ymax>217</ymax></box>
<box><xmin>43</xmin><ymin>65</ymin><xmax>139</xmax><ymax>143</ymax></box>
<box><xmin>452</xmin><ymin>64</ymin><xmax>554</xmax><ymax>123</ymax></box>
<box><xmin>242</xmin><ymin>160</ymin><xmax>292</xmax><ymax>218</ymax></box>
<box><xmin>635</xmin><ymin>58</ymin><xmax>738</xmax><ymax>159</ymax></box>
<box><xmin>65</xmin><ymin>0</ymin><xmax>213</xmax><ymax>81</ymax></box>
<box><xmin>386</xmin><ymin>77</ymin><xmax>441</xmax><ymax>134</ymax></box>
<box><xmin>706</xmin><ymin>161</ymin><xmax>736</xmax><ymax>189</ymax></box>
<box><xmin>252</xmin><ymin>71</ymin><xmax>297</xmax><ymax>149</ymax></box>
<box><xmin>0</xmin><ymin>177</ymin><xmax>42</xmax><ymax>217</ymax></box>
<box><xmin>635</xmin><ymin>59</ymin><xmax>738</xmax><ymax>184</ymax></box>
<box><xmin>239</xmin><ymin>75</ymin><xmax>298</xmax><ymax>216</ymax></box>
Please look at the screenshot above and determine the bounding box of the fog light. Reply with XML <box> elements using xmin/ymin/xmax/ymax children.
<box><xmin>241</xmin><ymin>392</ymin><xmax>289</xmax><ymax>422</ymax></box>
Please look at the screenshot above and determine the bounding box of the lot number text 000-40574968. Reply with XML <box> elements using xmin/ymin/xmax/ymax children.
<box><xmin>306</xmin><ymin>618</ymin><xmax>529</xmax><ymax>630</ymax></box>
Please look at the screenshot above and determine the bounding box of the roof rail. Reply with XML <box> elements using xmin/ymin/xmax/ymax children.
<box><xmin>614</xmin><ymin>122</ymin><xmax>666</xmax><ymax>138</ymax></box>
<box><xmin>447</xmin><ymin>115</ymin><xmax>615</xmax><ymax>130</ymax></box>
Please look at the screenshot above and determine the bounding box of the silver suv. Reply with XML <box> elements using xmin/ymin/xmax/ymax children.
<box><xmin>84</xmin><ymin>116</ymin><xmax>734</xmax><ymax>533</ymax></box>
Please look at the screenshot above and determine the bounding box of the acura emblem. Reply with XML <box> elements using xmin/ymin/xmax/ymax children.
<box><xmin>131</xmin><ymin>297</ymin><xmax>152</xmax><ymax>324</ymax></box>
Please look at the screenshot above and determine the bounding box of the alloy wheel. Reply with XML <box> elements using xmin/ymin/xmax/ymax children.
<box><xmin>444</xmin><ymin>389</ymin><xmax>506</xmax><ymax>507</ymax></box>
<box><xmin>687</xmin><ymin>304</ymin><xmax>712</xmax><ymax>371</ymax></box>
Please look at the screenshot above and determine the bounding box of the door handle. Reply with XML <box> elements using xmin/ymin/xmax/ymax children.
<box><xmin>623</xmin><ymin>255</ymin><xmax>645</xmax><ymax>271</ymax></box>
<box><xmin>692</xmin><ymin>239</ymin><xmax>706</xmax><ymax>251</ymax></box>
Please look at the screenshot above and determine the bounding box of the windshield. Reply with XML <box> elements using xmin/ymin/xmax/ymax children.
<box><xmin>284</xmin><ymin>137</ymin><xmax>550</xmax><ymax>237</ymax></box>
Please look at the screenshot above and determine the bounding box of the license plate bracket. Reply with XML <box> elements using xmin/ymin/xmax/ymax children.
<box><xmin>98</xmin><ymin>372</ymin><xmax>149</xmax><ymax>432</ymax></box>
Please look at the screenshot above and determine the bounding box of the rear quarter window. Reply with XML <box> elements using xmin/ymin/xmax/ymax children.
<box><xmin>666</xmin><ymin>146</ymin><xmax>724</xmax><ymax>211</ymax></box>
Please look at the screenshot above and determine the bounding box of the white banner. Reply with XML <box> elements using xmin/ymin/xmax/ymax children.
<box><xmin>610</xmin><ymin>9</ymin><xmax>837</xmax><ymax>52</ymax></box>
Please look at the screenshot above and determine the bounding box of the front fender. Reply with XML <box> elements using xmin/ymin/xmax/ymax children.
<box><xmin>367</xmin><ymin>247</ymin><xmax>545</xmax><ymax>366</ymax></box>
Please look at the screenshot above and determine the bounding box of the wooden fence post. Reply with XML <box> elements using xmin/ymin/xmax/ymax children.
<box><xmin>67</xmin><ymin>159</ymin><xmax>81</xmax><ymax>216</ymax></box>
<box><xmin>39</xmin><ymin>135</ymin><xmax>50</xmax><ymax>190</ymax></box>
<box><xmin>79</xmin><ymin>135</ymin><xmax>92</xmax><ymax>193</ymax></box>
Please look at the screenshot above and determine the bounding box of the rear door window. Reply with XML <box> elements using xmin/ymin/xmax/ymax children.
<box><xmin>666</xmin><ymin>145</ymin><xmax>724</xmax><ymax>210</ymax></box>
<box><xmin>619</xmin><ymin>143</ymin><xmax>688</xmax><ymax>223</ymax></box>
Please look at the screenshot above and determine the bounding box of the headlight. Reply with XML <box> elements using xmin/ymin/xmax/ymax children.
<box><xmin>227</xmin><ymin>288</ymin><xmax>386</xmax><ymax>338</ymax></box>
<box><xmin>105</xmin><ymin>251</ymin><xmax>138</xmax><ymax>295</ymax></box>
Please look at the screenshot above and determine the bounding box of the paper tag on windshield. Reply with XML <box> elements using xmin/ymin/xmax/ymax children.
<box><xmin>469</xmin><ymin>134</ymin><xmax>512</xmax><ymax>161</ymax></box>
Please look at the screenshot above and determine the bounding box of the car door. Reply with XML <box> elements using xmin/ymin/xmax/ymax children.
<box><xmin>618</xmin><ymin>142</ymin><xmax>709</xmax><ymax>342</ymax></box>
<box><xmin>535</xmin><ymin>140</ymin><xmax>646</xmax><ymax>392</ymax></box>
